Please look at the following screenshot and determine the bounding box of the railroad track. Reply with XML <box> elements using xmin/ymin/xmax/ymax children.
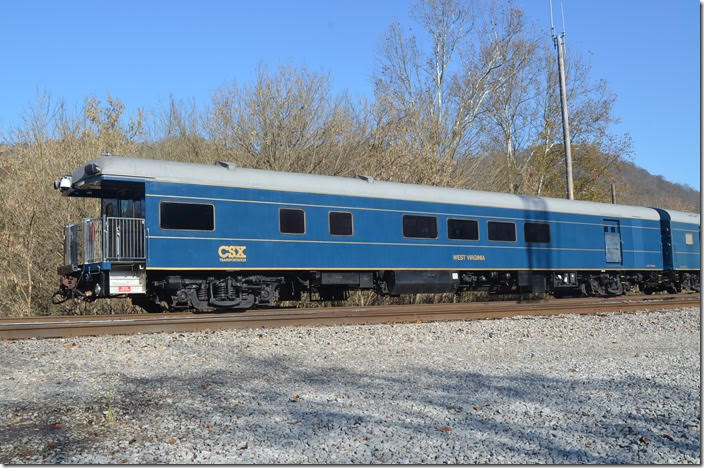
<box><xmin>0</xmin><ymin>294</ymin><xmax>699</xmax><ymax>340</ymax></box>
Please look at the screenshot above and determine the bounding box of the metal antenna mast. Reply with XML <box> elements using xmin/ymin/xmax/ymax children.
<box><xmin>550</xmin><ymin>0</ymin><xmax>574</xmax><ymax>200</ymax></box>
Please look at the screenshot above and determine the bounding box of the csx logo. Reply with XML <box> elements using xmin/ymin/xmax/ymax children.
<box><xmin>218</xmin><ymin>245</ymin><xmax>247</xmax><ymax>262</ymax></box>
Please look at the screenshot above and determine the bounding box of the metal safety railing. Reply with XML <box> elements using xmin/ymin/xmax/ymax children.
<box><xmin>64</xmin><ymin>217</ymin><xmax>145</xmax><ymax>265</ymax></box>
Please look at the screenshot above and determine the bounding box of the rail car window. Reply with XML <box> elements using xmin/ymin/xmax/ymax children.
<box><xmin>119</xmin><ymin>200</ymin><xmax>132</xmax><ymax>218</ymax></box>
<box><xmin>133</xmin><ymin>199</ymin><xmax>145</xmax><ymax>218</ymax></box>
<box><xmin>524</xmin><ymin>222</ymin><xmax>551</xmax><ymax>243</ymax></box>
<box><xmin>329</xmin><ymin>211</ymin><xmax>353</xmax><ymax>236</ymax></box>
<box><xmin>447</xmin><ymin>219</ymin><xmax>479</xmax><ymax>240</ymax></box>
<box><xmin>403</xmin><ymin>215</ymin><xmax>438</xmax><ymax>239</ymax></box>
<box><xmin>280</xmin><ymin>208</ymin><xmax>305</xmax><ymax>234</ymax></box>
<box><xmin>103</xmin><ymin>198</ymin><xmax>145</xmax><ymax>218</ymax></box>
<box><xmin>487</xmin><ymin>221</ymin><xmax>516</xmax><ymax>242</ymax></box>
<box><xmin>103</xmin><ymin>199</ymin><xmax>116</xmax><ymax>217</ymax></box>
<box><xmin>685</xmin><ymin>232</ymin><xmax>694</xmax><ymax>245</ymax></box>
<box><xmin>160</xmin><ymin>202</ymin><xmax>214</xmax><ymax>231</ymax></box>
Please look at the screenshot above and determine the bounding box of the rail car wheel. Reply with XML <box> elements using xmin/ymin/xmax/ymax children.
<box><xmin>584</xmin><ymin>274</ymin><xmax>623</xmax><ymax>297</ymax></box>
<box><xmin>679</xmin><ymin>273</ymin><xmax>700</xmax><ymax>293</ymax></box>
<box><xmin>586</xmin><ymin>277</ymin><xmax>606</xmax><ymax>297</ymax></box>
<box><xmin>605</xmin><ymin>276</ymin><xmax>624</xmax><ymax>296</ymax></box>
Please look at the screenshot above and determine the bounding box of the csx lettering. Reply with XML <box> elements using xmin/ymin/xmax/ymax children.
<box><xmin>218</xmin><ymin>245</ymin><xmax>247</xmax><ymax>262</ymax></box>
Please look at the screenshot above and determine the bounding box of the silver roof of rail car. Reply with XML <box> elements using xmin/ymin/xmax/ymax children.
<box><xmin>665</xmin><ymin>210</ymin><xmax>701</xmax><ymax>225</ymax></box>
<box><xmin>64</xmin><ymin>155</ymin><xmax>699</xmax><ymax>223</ymax></box>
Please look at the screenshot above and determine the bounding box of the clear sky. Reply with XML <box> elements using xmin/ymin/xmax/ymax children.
<box><xmin>0</xmin><ymin>0</ymin><xmax>699</xmax><ymax>190</ymax></box>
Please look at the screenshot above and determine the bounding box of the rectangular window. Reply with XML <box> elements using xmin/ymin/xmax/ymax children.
<box><xmin>280</xmin><ymin>208</ymin><xmax>305</xmax><ymax>234</ymax></box>
<box><xmin>133</xmin><ymin>199</ymin><xmax>145</xmax><ymax>218</ymax></box>
<box><xmin>524</xmin><ymin>222</ymin><xmax>551</xmax><ymax>243</ymax></box>
<box><xmin>685</xmin><ymin>232</ymin><xmax>694</xmax><ymax>245</ymax></box>
<box><xmin>160</xmin><ymin>202</ymin><xmax>214</xmax><ymax>231</ymax></box>
<box><xmin>487</xmin><ymin>221</ymin><xmax>516</xmax><ymax>242</ymax></box>
<box><xmin>103</xmin><ymin>197</ymin><xmax>144</xmax><ymax>218</ymax></box>
<box><xmin>447</xmin><ymin>218</ymin><xmax>479</xmax><ymax>240</ymax></box>
<box><xmin>102</xmin><ymin>198</ymin><xmax>118</xmax><ymax>217</ymax></box>
<box><xmin>329</xmin><ymin>211</ymin><xmax>353</xmax><ymax>236</ymax></box>
<box><xmin>403</xmin><ymin>215</ymin><xmax>437</xmax><ymax>239</ymax></box>
<box><xmin>119</xmin><ymin>199</ymin><xmax>133</xmax><ymax>218</ymax></box>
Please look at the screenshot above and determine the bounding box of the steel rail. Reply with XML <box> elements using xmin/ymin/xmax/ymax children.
<box><xmin>0</xmin><ymin>294</ymin><xmax>699</xmax><ymax>340</ymax></box>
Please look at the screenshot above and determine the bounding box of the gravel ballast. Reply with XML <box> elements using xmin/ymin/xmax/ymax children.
<box><xmin>0</xmin><ymin>306</ymin><xmax>700</xmax><ymax>464</ymax></box>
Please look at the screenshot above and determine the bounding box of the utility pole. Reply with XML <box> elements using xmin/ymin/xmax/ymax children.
<box><xmin>550</xmin><ymin>0</ymin><xmax>574</xmax><ymax>200</ymax></box>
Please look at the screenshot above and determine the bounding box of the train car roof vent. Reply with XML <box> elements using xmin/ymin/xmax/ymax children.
<box><xmin>215</xmin><ymin>161</ymin><xmax>237</xmax><ymax>170</ymax></box>
<box><xmin>355</xmin><ymin>174</ymin><xmax>374</xmax><ymax>183</ymax></box>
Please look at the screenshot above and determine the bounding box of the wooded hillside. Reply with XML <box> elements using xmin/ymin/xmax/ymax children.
<box><xmin>0</xmin><ymin>0</ymin><xmax>698</xmax><ymax>317</ymax></box>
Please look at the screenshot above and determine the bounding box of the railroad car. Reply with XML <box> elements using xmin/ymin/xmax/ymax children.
<box><xmin>53</xmin><ymin>155</ymin><xmax>701</xmax><ymax>312</ymax></box>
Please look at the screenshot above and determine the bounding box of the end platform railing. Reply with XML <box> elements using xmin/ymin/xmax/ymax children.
<box><xmin>64</xmin><ymin>217</ymin><xmax>146</xmax><ymax>266</ymax></box>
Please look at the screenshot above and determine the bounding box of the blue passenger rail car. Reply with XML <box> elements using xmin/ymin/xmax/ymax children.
<box><xmin>54</xmin><ymin>156</ymin><xmax>700</xmax><ymax>311</ymax></box>
<box><xmin>663</xmin><ymin>210</ymin><xmax>701</xmax><ymax>292</ymax></box>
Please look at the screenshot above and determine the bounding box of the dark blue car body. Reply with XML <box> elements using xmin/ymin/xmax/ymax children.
<box><xmin>55</xmin><ymin>156</ymin><xmax>700</xmax><ymax>310</ymax></box>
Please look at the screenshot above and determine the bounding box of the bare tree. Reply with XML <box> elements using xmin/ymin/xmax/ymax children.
<box><xmin>139</xmin><ymin>95</ymin><xmax>211</xmax><ymax>164</ymax></box>
<box><xmin>517</xmin><ymin>44</ymin><xmax>631</xmax><ymax>200</ymax></box>
<box><xmin>0</xmin><ymin>92</ymin><xmax>145</xmax><ymax>317</ymax></box>
<box><xmin>374</xmin><ymin>0</ymin><xmax>633</xmax><ymax>200</ymax></box>
<box><xmin>205</xmin><ymin>64</ymin><xmax>362</xmax><ymax>176</ymax></box>
<box><xmin>374</xmin><ymin>0</ymin><xmax>543</xmax><ymax>184</ymax></box>
<box><xmin>475</xmin><ymin>7</ymin><xmax>540</xmax><ymax>193</ymax></box>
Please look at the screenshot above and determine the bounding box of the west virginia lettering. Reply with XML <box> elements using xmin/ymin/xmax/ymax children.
<box><xmin>453</xmin><ymin>254</ymin><xmax>486</xmax><ymax>261</ymax></box>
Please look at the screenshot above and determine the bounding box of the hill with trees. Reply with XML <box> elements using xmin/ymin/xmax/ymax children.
<box><xmin>0</xmin><ymin>0</ymin><xmax>698</xmax><ymax>316</ymax></box>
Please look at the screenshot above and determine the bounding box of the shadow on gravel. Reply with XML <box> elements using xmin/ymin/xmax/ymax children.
<box><xmin>418</xmin><ymin>368</ymin><xmax>701</xmax><ymax>463</ymax></box>
<box><xmin>1</xmin><ymin>350</ymin><xmax>700</xmax><ymax>463</ymax></box>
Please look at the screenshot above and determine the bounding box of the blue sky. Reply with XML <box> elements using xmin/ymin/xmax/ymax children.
<box><xmin>0</xmin><ymin>0</ymin><xmax>699</xmax><ymax>190</ymax></box>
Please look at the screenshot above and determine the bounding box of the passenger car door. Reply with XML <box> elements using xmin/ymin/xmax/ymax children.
<box><xmin>603</xmin><ymin>219</ymin><xmax>622</xmax><ymax>264</ymax></box>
